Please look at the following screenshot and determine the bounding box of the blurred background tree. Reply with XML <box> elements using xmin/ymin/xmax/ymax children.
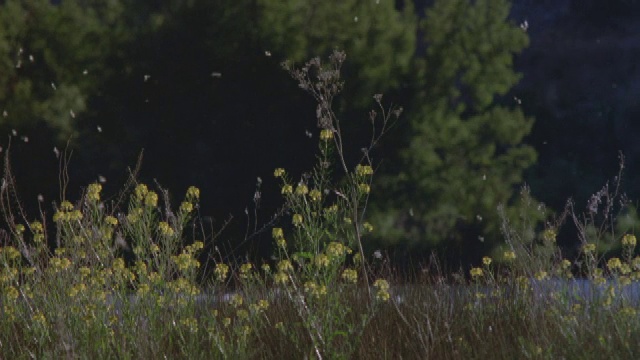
<box><xmin>370</xmin><ymin>0</ymin><xmax>538</xmax><ymax>263</ymax></box>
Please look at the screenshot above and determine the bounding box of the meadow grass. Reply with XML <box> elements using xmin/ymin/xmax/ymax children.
<box><xmin>2</xmin><ymin>51</ymin><xmax>640</xmax><ymax>359</ymax></box>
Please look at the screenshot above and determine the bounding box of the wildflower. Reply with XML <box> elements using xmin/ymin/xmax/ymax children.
<box><xmin>314</xmin><ymin>254</ymin><xmax>330</xmax><ymax>268</ymax></box>
<box><xmin>261</xmin><ymin>263</ymin><xmax>271</xmax><ymax>273</ymax></box>
<box><xmin>60</xmin><ymin>201</ymin><xmax>74</xmax><ymax>211</ymax></box>
<box><xmin>240</xmin><ymin>263</ymin><xmax>253</xmax><ymax>278</ymax></box>
<box><xmin>583</xmin><ymin>243</ymin><xmax>596</xmax><ymax>253</ymax></box>
<box><xmin>186</xmin><ymin>186</ymin><xmax>200</xmax><ymax>200</ymax></box>
<box><xmin>277</xmin><ymin>260</ymin><xmax>293</xmax><ymax>272</ymax></box>
<box><xmin>561</xmin><ymin>259</ymin><xmax>572</xmax><ymax>269</ymax></box>
<box><xmin>482</xmin><ymin>256</ymin><xmax>492</xmax><ymax>266</ymax></box>
<box><xmin>309</xmin><ymin>189</ymin><xmax>322</xmax><ymax>202</ymax></box>
<box><xmin>30</xmin><ymin>221</ymin><xmax>44</xmax><ymax>233</ymax></box>
<box><xmin>363</xmin><ymin>222</ymin><xmax>374</xmax><ymax>233</ymax></box>
<box><xmin>503</xmin><ymin>251</ymin><xmax>516</xmax><ymax>261</ymax></box>
<box><xmin>105</xmin><ymin>216</ymin><xmax>118</xmax><ymax>226</ymax></box>
<box><xmin>292</xmin><ymin>214</ymin><xmax>303</xmax><ymax>226</ymax></box>
<box><xmin>281</xmin><ymin>184</ymin><xmax>293</xmax><ymax>195</ymax></box>
<box><xmin>145</xmin><ymin>191</ymin><xmax>158</xmax><ymax>207</ymax></box>
<box><xmin>86</xmin><ymin>183</ymin><xmax>102</xmax><ymax>202</ymax></box>
<box><xmin>295</xmin><ymin>184</ymin><xmax>309</xmax><ymax>196</ymax></box>
<box><xmin>542</xmin><ymin>228</ymin><xmax>557</xmax><ymax>243</ymax></box>
<box><xmin>272</xmin><ymin>227</ymin><xmax>284</xmax><ymax>239</ymax></box>
<box><xmin>230</xmin><ymin>294</ymin><xmax>243</xmax><ymax>307</ymax></box>
<box><xmin>341</xmin><ymin>268</ymin><xmax>358</xmax><ymax>283</ymax></box>
<box><xmin>179</xmin><ymin>201</ymin><xmax>193</xmax><ymax>214</ymax></box>
<box><xmin>374</xmin><ymin>279</ymin><xmax>390</xmax><ymax>302</ymax></box>
<box><xmin>214</xmin><ymin>263</ymin><xmax>230</xmax><ymax>282</ymax></box>
<box><xmin>158</xmin><ymin>221</ymin><xmax>174</xmax><ymax>236</ymax></box>
<box><xmin>276</xmin><ymin>237</ymin><xmax>287</xmax><ymax>249</ymax></box>
<box><xmin>470</xmin><ymin>267</ymin><xmax>483</xmax><ymax>279</ymax></box>
<box><xmin>15</xmin><ymin>224</ymin><xmax>25</xmax><ymax>234</ymax></box>
<box><xmin>274</xmin><ymin>271</ymin><xmax>288</xmax><ymax>285</ymax></box>
<box><xmin>607</xmin><ymin>257</ymin><xmax>623</xmax><ymax>271</ymax></box>
<box><xmin>275</xmin><ymin>322</ymin><xmax>284</xmax><ymax>331</ymax></box>
<box><xmin>258</xmin><ymin>299</ymin><xmax>269</xmax><ymax>310</ymax></box>
<box><xmin>274</xmin><ymin>168</ymin><xmax>285</xmax><ymax>178</ymax></box>
<box><xmin>150</xmin><ymin>243</ymin><xmax>160</xmax><ymax>253</ymax></box>
<box><xmin>319</xmin><ymin>129</ymin><xmax>333</xmax><ymax>141</ymax></box>
<box><xmin>622</xmin><ymin>234</ymin><xmax>637</xmax><ymax>247</ymax></box>
<box><xmin>326</xmin><ymin>242</ymin><xmax>349</xmax><ymax>259</ymax></box>
<box><xmin>1</xmin><ymin>246</ymin><xmax>21</xmax><ymax>261</ymax></box>
<box><xmin>134</xmin><ymin>184</ymin><xmax>148</xmax><ymax>201</ymax></box>
<box><xmin>358</xmin><ymin>183</ymin><xmax>370</xmax><ymax>194</ymax></box>
<box><xmin>355</xmin><ymin>164</ymin><xmax>374</xmax><ymax>176</ymax></box>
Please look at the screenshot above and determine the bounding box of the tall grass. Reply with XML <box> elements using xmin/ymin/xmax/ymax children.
<box><xmin>1</xmin><ymin>51</ymin><xmax>640</xmax><ymax>359</ymax></box>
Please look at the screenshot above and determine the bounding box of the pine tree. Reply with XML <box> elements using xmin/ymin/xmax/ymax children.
<box><xmin>373</xmin><ymin>0</ymin><xmax>537</xmax><ymax>252</ymax></box>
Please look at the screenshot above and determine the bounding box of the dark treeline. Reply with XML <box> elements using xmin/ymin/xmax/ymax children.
<box><xmin>1</xmin><ymin>0</ymin><xmax>639</xmax><ymax>269</ymax></box>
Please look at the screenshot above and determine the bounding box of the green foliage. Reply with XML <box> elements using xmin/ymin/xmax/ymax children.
<box><xmin>373</xmin><ymin>0</ymin><xmax>537</xmax><ymax>251</ymax></box>
<box><xmin>0</xmin><ymin>0</ymin><xmax>128</xmax><ymax>139</ymax></box>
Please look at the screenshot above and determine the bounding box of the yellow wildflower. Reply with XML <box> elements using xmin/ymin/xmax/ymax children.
<box><xmin>503</xmin><ymin>251</ymin><xmax>516</xmax><ymax>261</ymax></box>
<box><xmin>341</xmin><ymin>268</ymin><xmax>358</xmax><ymax>283</ymax></box>
<box><xmin>273</xmin><ymin>168</ymin><xmax>285</xmax><ymax>178</ymax></box>
<box><xmin>145</xmin><ymin>191</ymin><xmax>158</xmax><ymax>208</ymax></box>
<box><xmin>295</xmin><ymin>184</ymin><xmax>309</xmax><ymax>196</ymax></box>
<box><xmin>292</xmin><ymin>214</ymin><xmax>303</xmax><ymax>226</ymax></box>
<box><xmin>309</xmin><ymin>189</ymin><xmax>322</xmax><ymax>202</ymax></box>
<box><xmin>470</xmin><ymin>267</ymin><xmax>483</xmax><ymax>278</ymax></box>
<box><xmin>319</xmin><ymin>129</ymin><xmax>333</xmax><ymax>141</ymax></box>
<box><xmin>622</xmin><ymin>234</ymin><xmax>637</xmax><ymax>247</ymax></box>
<box><xmin>158</xmin><ymin>221</ymin><xmax>174</xmax><ymax>236</ymax></box>
<box><xmin>355</xmin><ymin>164</ymin><xmax>374</xmax><ymax>176</ymax></box>
<box><xmin>186</xmin><ymin>186</ymin><xmax>200</xmax><ymax>200</ymax></box>
<box><xmin>281</xmin><ymin>184</ymin><xmax>293</xmax><ymax>195</ymax></box>
<box><xmin>358</xmin><ymin>183</ymin><xmax>370</xmax><ymax>194</ymax></box>
<box><xmin>214</xmin><ymin>263</ymin><xmax>230</xmax><ymax>282</ymax></box>
<box><xmin>482</xmin><ymin>256</ymin><xmax>492</xmax><ymax>266</ymax></box>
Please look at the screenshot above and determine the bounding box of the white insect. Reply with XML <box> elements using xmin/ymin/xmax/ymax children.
<box><xmin>97</xmin><ymin>125</ymin><xmax>102</xmax><ymax>133</ymax></box>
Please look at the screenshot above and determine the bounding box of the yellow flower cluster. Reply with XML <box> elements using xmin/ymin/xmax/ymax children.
<box><xmin>292</xmin><ymin>214</ymin><xmax>303</xmax><ymax>226</ymax></box>
<box><xmin>230</xmin><ymin>294</ymin><xmax>243</xmax><ymax>308</ymax></box>
<box><xmin>503</xmin><ymin>251</ymin><xmax>516</xmax><ymax>261</ymax></box>
<box><xmin>355</xmin><ymin>164</ymin><xmax>374</xmax><ymax>177</ymax></box>
<box><xmin>273</xmin><ymin>168</ymin><xmax>285</xmax><ymax>178</ymax></box>
<box><xmin>239</xmin><ymin>263</ymin><xmax>253</xmax><ymax>279</ymax></box>
<box><xmin>309</xmin><ymin>189</ymin><xmax>322</xmax><ymax>202</ymax></box>
<box><xmin>341</xmin><ymin>268</ymin><xmax>358</xmax><ymax>283</ymax></box>
<box><xmin>470</xmin><ymin>267</ymin><xmax>483</xmax><ymax>278</ymax></box>
<box><xmin>358</xmin><ymin>183</ymin><xmax>370</xmax><ymax>194</ymax></box>
<box><xmin>607</xmin><ymin>257</ymin><xmax>623</xmax><ymax>271</ymax></box>
<box><xmin>314</xmin><ymin>254</ymin><xmax>330</xmax><ymax>268</ymax></box>
<box><xmin>86</xmin><ymin>183</ymin><xmax>102</xmax><ymax>202</ymax></box>
<box><xmin>281</xmin><ymin>184</ymin><xmax>293</xmax><ymax>195</ymax></box>
<box><xmin>325</xmin><ymin>242</ymin><xmax>351</xmax><ymax>260</ymax></box>
<box><xmin>186</xmin><ymin>186</ymin><xmax>200</xmax><ymax>201</ymax></box>
<box><xmin>373</xmin><ymin>279</ymin><xmax>390</xmax><ymax>302</ymax></box>
<box><xmin>482</xmin><ymin>257</ymin><xmax>492</xmax><ymax>266</ymax></box>
<box><xmin>622</xmin><ymin>234</ymin><xmax>637</xmax><ymax>247</ymax></box>
<box><xmin>272</xmin><ymin>227</ymin><xmax>287</xmax><ymax>249</ymax></box>
<box><xmin>295</xmin><ymin>184</ymin><xmax>309</xmax><ymax>196</ymax></box>
<box><xmin>214</xmin><ymin>263</ymin><xmax>230</xmax><ymax>282</ymax></box>
<box><xmin>172</xmin><ymin>252</ymin><xmax>200</xmax><ymax>272</ymax></box>
<box><xmin>319</xmin><ymin>129</ymin><xmax>333</xmax><ymax>141</ymax></box>
<box><xmin>0</xmin><ymin>246</ymin><xmax>21</xmax><ymax>261</ymax></box>
<box><xmin>542</xmin><ymin>228</ymin><xmax>557</xmax><ymax>243</ymax></box>
<box><xmin>583</xmin><ymin>243</ymin><xmax>596</xmax><ymax>253</ymax></box>
<box><xmin>158</xmin><ymin>221</ymin><xmax>174</xmax><ymax>236</ymax></box>
<box><xmin>53</xmin><ymin>201</ymin><xmax>83</xmax><ymax>222</ymax></box>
